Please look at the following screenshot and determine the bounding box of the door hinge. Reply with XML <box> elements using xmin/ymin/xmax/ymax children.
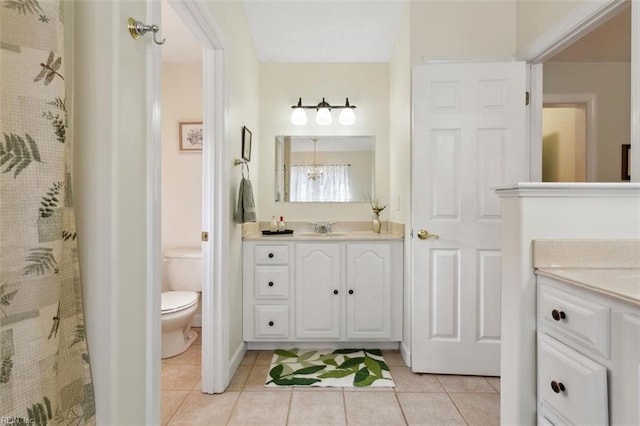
<box><xmin>525</xmin><ymin>91</ymin><xmax>530</xmax><ymax>106</ymax></box>
<box><xmin>201</xmin><ymin>231</ymin><xmax>209</xmax><ymax>242</ymax></box>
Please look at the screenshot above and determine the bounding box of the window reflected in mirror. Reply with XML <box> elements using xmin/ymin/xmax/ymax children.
<box><xmin>275</xmin><ymin>135</ymin><xmax>375</xmax><ymax>202</ymax></box>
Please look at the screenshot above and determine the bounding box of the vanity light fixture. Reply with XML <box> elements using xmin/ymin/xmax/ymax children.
<box><xmin>290</xmin><ymin>97</ymin><xmax>357</xmax><ymax>126</ymax></box>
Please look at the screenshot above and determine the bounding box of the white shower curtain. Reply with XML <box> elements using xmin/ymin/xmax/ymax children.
<box><xmin>0</xmin><ymin>0</ymin><xmax>96</xmax><ymax>423</ymax></box>
<box><xmin>290</xmin><ymin>164</ymin><xmax>352</xmax><ymax>202</ymax></box>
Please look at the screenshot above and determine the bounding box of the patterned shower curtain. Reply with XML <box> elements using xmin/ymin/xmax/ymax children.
<box><xmin>0</xmin><ymin>0</ymin><xmax>96</xmax><ymax>423</ymax></box>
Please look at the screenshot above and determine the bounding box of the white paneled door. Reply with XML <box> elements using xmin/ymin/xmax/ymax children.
<box><xmin>411</xmin><ymin>62</ymin><xmax>528</xmax><ymax>375</ymax></box>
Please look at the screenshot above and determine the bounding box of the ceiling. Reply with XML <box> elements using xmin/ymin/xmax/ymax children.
<box><xmin>161</xmin><ymin>1</ymin><xmax>631</xmax><ymax>64</ymax></box>
<box><xmin>242</xmin><ymin>0</ymin><xmax>407</xmax><ymax>62</ymax></box>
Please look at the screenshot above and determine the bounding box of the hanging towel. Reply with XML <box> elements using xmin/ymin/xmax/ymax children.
<box><xmin>234</xmin><ymin>176</ymin><xmax>257</xmax><ymax>223</ymax></box>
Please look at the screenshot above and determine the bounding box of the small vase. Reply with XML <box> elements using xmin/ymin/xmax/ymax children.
<box><xmin>372</xmin><ymin>213</ymin><xmax>382</xmax><ymax>233</ymax></box>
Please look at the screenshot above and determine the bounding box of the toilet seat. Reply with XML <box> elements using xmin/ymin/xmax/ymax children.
<box><xmin>161</xmin><ymin>291</ymin><xmax>198</xmax><ymax>314</ymax></box>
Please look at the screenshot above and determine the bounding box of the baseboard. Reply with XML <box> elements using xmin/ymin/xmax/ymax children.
<box><xmin>228</xmin><ymin>341</ymin><xmax>247</xmax><ymax>387</ymax></box>
<box><xmin>246</xmin><ymin>341</ymin><xmax>401</xmax><ymax>351</ymax></box>
<box><xmin>399</xmin><ymin>341</ymin><xmax>411</xmax><ymax>368</ymax></box>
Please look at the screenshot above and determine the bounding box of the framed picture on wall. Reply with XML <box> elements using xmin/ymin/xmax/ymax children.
<box><xmin>621</xmin><ymin>144</ymin><xmax>631</xmax><ymax>181</ymax></box>
<box><xmin>179</xmin><ymin>121</ymin><xmax>203</xmax><ymax>152</ymax></box>
<box><xmin>242</xmin><ymin>126</ymin><xmax>252</xmax><ymax>161</ymax></box>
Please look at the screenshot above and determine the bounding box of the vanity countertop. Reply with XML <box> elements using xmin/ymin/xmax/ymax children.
<box><xmin>536</xmin><ymin>268</ymin><xmax>640</xmax><ymax>306</ymax></box>
<box><xmin>243</xmin><ymin>231</ymin><xmax>404</xmax><ymax>241</ymax></box>
<box><xmin>533</xmin><ymin>239</ymin><xmax>640</xmax><ymax>305</ymax></box>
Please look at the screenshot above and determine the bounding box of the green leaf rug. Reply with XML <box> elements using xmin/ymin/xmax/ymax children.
<box><xmin>265</xmin><ymin>349</ymin><xmax>395</xmax><ymax>387</ymax></box>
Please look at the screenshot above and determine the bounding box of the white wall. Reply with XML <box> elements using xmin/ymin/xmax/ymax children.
<box><xmin>161</xmin><ymin>63</ymin><xmax>203</xmax><ymax>290</ymax></box>
<box><xmin>389</xmin><ymin>2</ymin><xmax>412</xmax><ymax>362</ymax></box>
<box><xmin>544</xmin><ymin>62</ymin><xmax>631</xmax><ymax>181</ymax></box>
<box><xmin>73</xmin><ymin>0</ymin><xmax>153</xmax><ymax>423</ymax></box>
<box><xmin>203</xmin><ymin>1</ymin><xmax>260</xmax><ymax>364</ymax></box>
<box><xmin>258</xmin><ymin>63</ymin><xmax>390</xmax><ymax>222</ymax></box>
<box><xmin>410</xmin><ymin>1</ymin><xmax>516</xmax><ymax>64</ymax></box>
<box><xmin>516</xmin><ymin>0</ymin><xmax>581</xmax><ymax>54</ymax></box>
<box><xmin>389</xmin><ymin>4</ymin><xmax>411</xmax><ymax>226</ymax></box>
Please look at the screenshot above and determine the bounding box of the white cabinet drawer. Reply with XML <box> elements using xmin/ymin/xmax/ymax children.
<box><xmin>538</xmin><ymin>280</ymin><xmax>610</xmax><ymax>358</ymax></box>
<box><xmin>538</xmin><ymin>333</ymin><xmax>608</xmax><ymax>425</ymax></box>
<box><xmin>255</xmin><ymin>245</ymin><xmax>289</xmax><ymax>264</ymax></box>
<box><xmin>254</xmin><ymin>266</ymin><xmax>290</xmax><ymax>299</ymax></box>
<box><xmin>254</xmin><ymin>305</ymin><xmax>290</xmax><ymax>338</ymax></box>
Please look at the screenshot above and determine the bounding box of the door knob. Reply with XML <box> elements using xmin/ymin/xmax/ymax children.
<box><xmin>417</xmin><ymin>229</ymin><xmax>439</xmax><ymax>240</ymax></box>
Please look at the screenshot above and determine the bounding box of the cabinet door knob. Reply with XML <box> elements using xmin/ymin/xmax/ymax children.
<box><xmin>268</xmin><ymin>281</ymin><xmax>274</xmax><ymax>287</ymax></box>
<box><xmin>550</xmin><ymin>380</ymin><xmax>565</xmax><ymax>393</ymax></box>
<box><xmin>348</xmin><ymin>289</ymin><xmax>354</xmax><ymax>295</ymax></box>
<box><xmin>551</xmin><ymin>309</ymin><xmax>566</xmax><ymax>321</ymax></box>
<box><xmin>268</xmin><ymin>321</ymin><xmax>274</xmax><ymax>327</ymax></box>
<box><xmin>268</xmin><ymin>253</ymin><xmax>274</xmax><ymax>258</ymax></box>
<box><xmin>333</xmin><ymin>289</ymin><xmax>339</xmax><ymax>295</ymax></box>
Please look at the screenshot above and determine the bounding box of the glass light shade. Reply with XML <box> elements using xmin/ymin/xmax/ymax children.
<box><xmin>339</xmin><ymin>108</ymin><xmax>355</xmax><ymax>125</ymax></box>
<box><xmin>291</xmin><ymin>107</ymin><xmax>308</xmax><ymax>125</ymax></box>
<box><xmin>315</xmin><ymin>107</ymin><xmax>332</xmax><ymax>125</ymax></box>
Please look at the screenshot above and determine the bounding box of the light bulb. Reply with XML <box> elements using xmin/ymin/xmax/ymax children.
<box><xmin>339</xmin><ymin>108</ymin><xmax>355</xmax><ymax>125</ymax></box>
<box><xmin>315</xmin><ymin>108</ymin><xmax>332</xmax><ymax>125</ymax></box>
<box><xmin>291</xmin><ymin>107</ymin><xmax>307</xmax><ymax>125</ymax></box>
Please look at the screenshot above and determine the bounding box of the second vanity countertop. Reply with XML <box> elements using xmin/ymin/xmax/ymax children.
<box><xmin>532</xmin><ymin>239</ymin><xmax>640</xmax><ymax>306</ymax></box>
<box><xmin>536</xmin><ymin>267</ymin><xmax>640</xmax><ymax>307</ymax></box>
<box><xmin>243</xmin><ymin>231</ymin><xmax>404</xmax><ymax>241</ymax></box>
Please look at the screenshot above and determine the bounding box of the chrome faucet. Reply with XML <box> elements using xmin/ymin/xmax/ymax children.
<box><xmin>311</xmin><ymin>222</ymin><xmax>336</xmax><ymax>234</ymax></box>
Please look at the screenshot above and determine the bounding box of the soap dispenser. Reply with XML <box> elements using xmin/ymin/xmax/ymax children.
<box><xmin>277</xmin><ymin>216</ymin><xmax>285</xmax><ymax>231</ymax></box>
<box><xmin>270</xmin><ymin>216</ymin><xmax>278</xmax><ymax>232</ymax></box>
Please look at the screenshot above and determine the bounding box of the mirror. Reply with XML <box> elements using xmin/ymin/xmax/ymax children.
<box><xmin>275</xmin><ymin>135</ymin><xmax>375</xmax><ymax>202</ymax></box>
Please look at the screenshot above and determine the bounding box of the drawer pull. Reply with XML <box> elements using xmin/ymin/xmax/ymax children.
<box><xmin>268</xmin><ymin>253</ymin><xmax>274</xmax><ymax>258</ymax></box>
<box><xmin>348</xmin><ymin>289</ymin><xmax>354</xmax><ymax>295</ymax></box>
<box><xmin>268</xmin><ymin>281</ymin><xmax>274</xmax><ymax>287</ymax></box>
<box><xmin>268</xmin><ymin>321</ymin><xmax>274</xmax><ymax>327</ymax></box>
<box><xmin>551</xmin><ymin>309</ymin><xmax>566</xmax><ymax>321</ymax></box>
<box><xmin>333</xmin><ymin>289</ymin><xmax>339</xmax><ymax>295</ymax></box>
<box><xmin>550</xmin><ymin>380</ymin><xmax>565</xmax><ymax>393</ymax></box>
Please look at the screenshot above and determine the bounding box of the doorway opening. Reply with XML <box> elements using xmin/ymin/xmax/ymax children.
<box><xmin>542</xmin><ymin>94</ymin><xmax>597</xmax><ymax>182</ymax></box>
<box><xmin>153</xmin><ymin>0</ymin><xmax>230</xmax><ymax>403</ymax></box>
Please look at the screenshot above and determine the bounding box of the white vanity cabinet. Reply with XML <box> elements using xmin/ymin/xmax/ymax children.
<box><xmin>536</xmin><ymin>274</ymin><xmax>640</xmax><ymax>425</ymax></box>
<box><xmin>243</xmin><ymin>239</ymin><xmax>403</xmax><ymax>344</ymax></box>
<box><xmin>295</xmin><ymin>243</ymin><xmax>342</xmax><ymax>339</ymax></box>
<box><xmin>243</xmin><ymin>244</ymin><xmax>292</xmax><ymax>339</ymax></box>
<box><xmin>345</xmin><ymin>243</ymin><xmax>394</xmax><ymax>340</ymax></box>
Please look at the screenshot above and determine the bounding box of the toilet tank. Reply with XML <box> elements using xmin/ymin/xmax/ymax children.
<box><xmin>163</xmin><ymin>248</ymin><xmax>202</xmax><ymax>292</ymax></box>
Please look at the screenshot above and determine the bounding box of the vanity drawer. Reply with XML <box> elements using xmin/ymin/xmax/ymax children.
<box><xmin>254</xmin><ymin>266</ymin><xmax>290</xmax><ymax>299</ymax></box>
<box><xmin>538</xmin><ymin>333</ymin><xmax>608</xmax><ymax>425</ymax></box>
<box><xmin>538</xmin><ymin>280</ymin><xmax>610</xmax><ymax>358</ymax></box>
<box><xmin>255</xmin><ymin>245</ymin><xmax>289</xmax><ymax>264</ymax></box>
<box><xmin>254</xmin><ymin>305</ymin><xmax>290</xmax><ymax>338</ymax></box>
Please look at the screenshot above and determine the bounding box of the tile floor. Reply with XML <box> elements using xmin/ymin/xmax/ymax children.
<box><xmin>161</xmin><ymin>329</ymin><xmax>500</xmax><ymax>425</ymax></box>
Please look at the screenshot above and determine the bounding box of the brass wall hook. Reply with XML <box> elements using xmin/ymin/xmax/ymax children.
<box><xmin>128</xmin><ymin>17</ymin><xmax>166</xmax><ymax>45</ymax></box>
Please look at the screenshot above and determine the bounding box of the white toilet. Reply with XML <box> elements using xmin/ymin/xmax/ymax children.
<box><xmin>161</xmin><ymin>248</ymin><xmax>201</xmax><ymax>359</ymax></box>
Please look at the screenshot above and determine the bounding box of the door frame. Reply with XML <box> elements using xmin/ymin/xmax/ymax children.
<box><xmin>168</xmin><ymin>0</ymin><xmax>230</xmax><ymax>394</ymax></box>
<box><xmin>543</xmin><ymin>93</ymin><xmax>598</xmax><ymax>182</ymax></box>
<box><xmin>147</xmin><ymin>0</ymin><xmax>230</xmax><ymax>413</ymax></box>
<box><xmin>519</xmin><ymin>0</ymin><xmax>637</xmax><ymax>182</ymax></box>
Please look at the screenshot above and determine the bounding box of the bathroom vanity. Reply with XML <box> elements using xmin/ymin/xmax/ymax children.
<box><xmin>242</xmin><ymin>232</ymin><xmax>403</xmax><ymax>347</ymax></box>
<box><xmin>532</xmin><ymin>239</ymin><xmax>640</xmax><ymax>425</ymax></box>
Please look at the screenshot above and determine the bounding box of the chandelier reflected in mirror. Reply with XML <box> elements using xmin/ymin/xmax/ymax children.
<box><xmin>307</xmin><ymin>137</ymin><xmax>323</xmax><ymax>181</ymax></box>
